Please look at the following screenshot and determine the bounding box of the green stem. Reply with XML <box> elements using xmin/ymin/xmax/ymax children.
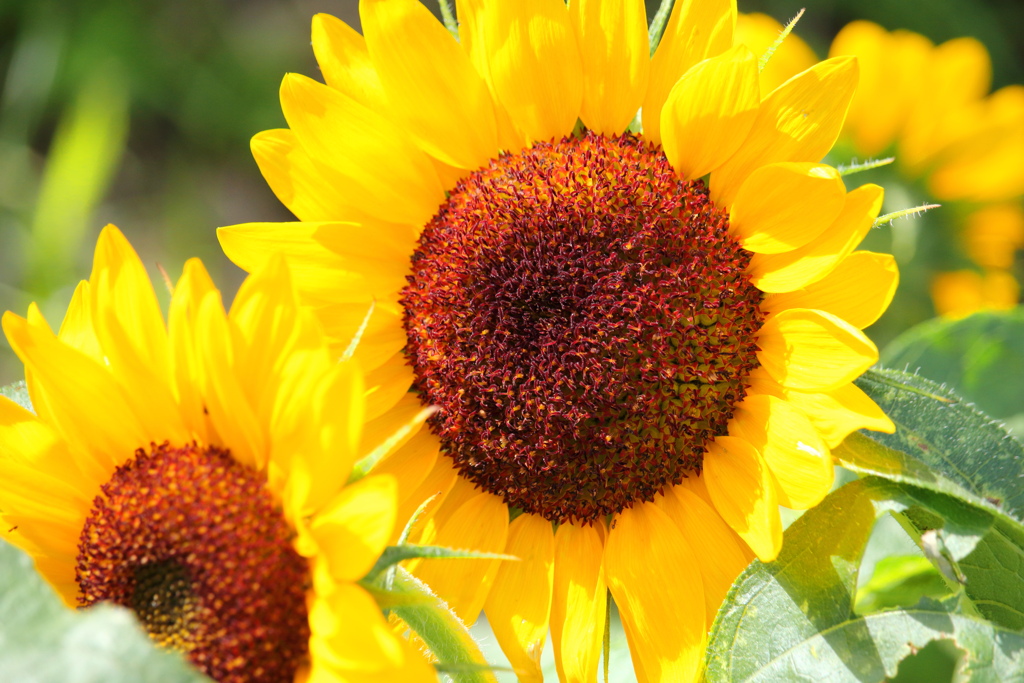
<box><xmin>438</xmin><ymin>0</ymin><xmax>459</xmax><ymax>40</ymax></box>
<box><xmin>390</xmin><ymin>566</ymin><xmax>498</xmax><ymax>683</ymax></box>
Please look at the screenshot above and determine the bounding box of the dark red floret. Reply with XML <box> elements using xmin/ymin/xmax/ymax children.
<box><xmin>76</xmin><ymin>442</ymin><xmax>310</xmax><ymax>683</ymax></box>
<box><xmin>402</xmin><ymin>132</ymin><xmax>764</xmax><ymax>524</ymax></box>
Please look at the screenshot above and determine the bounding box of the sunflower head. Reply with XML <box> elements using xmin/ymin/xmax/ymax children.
<box><xmin>219</xmin><ymin>0</ymin><xmax>900</xmax><ymax>680</ymax></box>
<box><xmin>0</xmin><ymin>225</ymin><xmax>435</xmax><ymax>683</ymax></box>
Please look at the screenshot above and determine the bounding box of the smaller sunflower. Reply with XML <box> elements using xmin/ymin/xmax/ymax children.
<box><xmin>0</xmin><ymin>225</ymin><xmax>436</xmax><ymax>683</ymax></box>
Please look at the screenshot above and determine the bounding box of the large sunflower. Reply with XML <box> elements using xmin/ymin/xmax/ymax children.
<box><xmin>738</xmin><ymin>14</ymin><xmax>1024</xmax><ymax>319</ymax></box>
<box><xmin>0</xmin><ymin>225</ymin><xmax>436</xmax><ymax>683</ymax></box>
<box><xmin>219</xmin><ymin>1</ymin><xmax>898</xmax><ymax>680</ymax></box>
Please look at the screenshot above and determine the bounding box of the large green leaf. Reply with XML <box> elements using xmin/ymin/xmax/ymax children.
<box><xmin>704</xmin><ymin>478</ymin><xmax>1024</xmax><ymax>682</ymax></box>
<box><xmin>842</xmin><ymin>368</ymin><xmax>1024</xmax><ymax>519</ymax></box>
<box><xmin>836</xmin><ymin>368</ymin><xmax>1024</xmax><ymax>632</ymax></box>
<box><xmin>881</xmin><ymin>308</ymin><xmax>1024</xmax><ymax>424</ymax></box>
<box><xmin>0</xmin><ymin>538</ymin><xmax>207</xmax><ymax>682</ymax></box>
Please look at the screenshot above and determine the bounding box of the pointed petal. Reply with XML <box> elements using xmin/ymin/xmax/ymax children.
<box><xmin>703</xmin><ymin>435</ymin><xmax>782</xmax><ymax>561</ymax></box>
<box><xmin>311</xmin><ymin>13</ymin><xmax>388</xmax><ymax>112</ymax></box>
<box><xmin>643</xmin><ymin>0</ymin><xmax>734</xmax><ymax>144</ymax></box>
<box><xmin>730</xmin><ymin>394</ymin><xmax>833</xmax><ymax>510</ymax></box>
<box><xmin>662</xmin><ymin>45</ymin><xmax>760</xmax><ymax>181</ymax></box>
<box><xmin>551</xmin><ymin>522</ymin><xmax>606</xmax><ymax>683</ymax></box>
<box><xmin>763</xmin><ymin>251</ymin><xmax>899</xmax><ymax>328</ymax></box>
<box><xmin>711</xmin><ymin>56</ymin><xmax>859</xmax><ymax>206</ymax></box>
<box><xmin>605</xmin><ymin>502</ymin><xmax>706</xmax><ymax>682</ymax></box>
<box><xmin>280</xmin><ymin>73</ymin><xmax>444</xmax><ymax>225</ymax></box>
<box><xmin>783</xmin><ymin>382</ymin><xmax>895</xmax><ymax>448</ymax></box>
<box><xmin>2</xmin><ymin>309</ymin><xmax>147</xmax><ymax>482</ymax></box>
<box><xmin>749</xmin><ymin>184</ymin><xmax>884</xmax><ymax>293</ymax></box>
<box><xmin>730</xmin><ymin>163</ymin><xmax>846</xmax><ymax>253</ymax></box>
<box><xmin>251</xmin><ymin>128</ymin><xmax>356</xmax><ymax>222</ymax></box>
<box><xmin>655</xmin><ymin>485</ymin><xmax>753</xmax><ymax>624</ymax></box>
<box><xmin>758</xmin><ymin>308</ymin><xmax>879</xmax><ymax>392</ymax></box>
<box><xmin>309</xmin><ymin>474</ymin><xmax>397</xmax><ymax>581</ymax></box>
<box><xmin>361</xmin><ymin>0</ymin><xmax>498</xmax><ymax>169</ymax></box>
<box><xmin>479</xmin><ymin>0</ymin><xmax>583</xmax><ymax>143</ymax></box>
<box><xmin>735</xmin><ymin>13</ymin><xmax>817</xmax><ymax>95</ymax></box>
<box><xmin>571</xmin><ymin>0</ymin><xmax>649</xmax><ymax>135</ymax></box>
<box><xmin>484</xmin><ymin>513</ymin><xmax>554</xmax><ymax>683</ymax></box>
<box><xmin>413</xmin><ymin>490</ymin><xmax>509</xmax><ymax>624</ymax></box>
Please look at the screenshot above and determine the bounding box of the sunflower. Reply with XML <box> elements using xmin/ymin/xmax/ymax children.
<box><xmin>0</xmin><ymin>225</ymin><xmax>437</xmax><ymax>683</ymax></box>
<box><xmin>738</xmin><ymin>15</ymin><xmax>1024</xmax><ymax>319</ymax></box>
<box><xmin>219</xmin><ymin>1</ymin><xmax>897</xmax><ymax>680</ymax></box>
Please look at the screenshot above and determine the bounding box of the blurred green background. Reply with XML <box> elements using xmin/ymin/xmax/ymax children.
<box><xmin>0</xmin><ymin>0</ymin><xmax>1021</xmax><ymax>391</ymax></box>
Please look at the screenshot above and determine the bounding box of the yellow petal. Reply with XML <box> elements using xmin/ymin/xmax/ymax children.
<box><xmin>280</xmin><ymin>73</ymin><xmax>445</xmax><ymax>225</ymax></box>
<box><xmin>57</xmin><ymin>281</ymin><xmax>101</xmax><ymax>362</ymax></box>
<box><xmin>250</xmin><ymin>128</ymin><xmax>356</xmax><ymax>222</ymax></box>
<box><xmin>965</xmin><ymin>203</ymin><xmax>1024</xmax><ymax>270</ymax></box>
<box><xmin>783</xmin><ymin>382</ymin><xmax>895</xmax><ymax>448</ymax></box>
<box><xmin>748</xmin><ymin>183</ymin><xmax>884</xmax><ymax>293</ymax></box>
<box><xmin>389</xmin><ymin>449</ymin><xmax>457</xmax><ymax>546</ymax></box>
<box><xmin>654</xmin><ymin>485</ymin><xmax>753</xmax><ymax>625</ymax></box>
<box><xmin>730</xmin><ymin>394</ymin><xmax>833</xmax><ymax>510</ymax></box>
<box><xmin>454</xmin><ymin>0</ymin><xmax>529</xmax><ymax>151</ymax></box>
<box><xmin>484</xmin><ymin>513</ymin><xmax>554</xmax><ymax>683</ymax></box>
<box><xmin>763</xmin><ymin>251</ymin><xmax>899</xmax><ymax>329</ymax></box>
<box><xmin>280</xmin><ymin>359</ymin><xmax>366</xmax><ymax>515</ymax></box>
<box><xmin>308</xmin><ymin>583</ymin><xmax>436</xmax><ymax>682</ymax></box>
<box><xmin>89</xmin><ymin>226</ymin><xmax>188</xmax><ymax>445</ymax></box>
<box><xmin>412</xmin><ymin>490</ymin><xmax>510</xmax><ymax>624</ymax></box>
<box><xmin>661</xmin><ymin>45</ymin><xmax>760</xmax><ymax>181</ymax></box>
<box><xmin>642</xmin><ymin>0</ymin><xmax>734</xmax><ymax>144</ymax></box>
<box><xmin>551</xmin><ymin>522</ymin><xmax>606</xmax><ymax>683</ymax></box>
<box><xmin>2</xmin><ymin>308</ymin><xmax>147</xmax><ymax>483</ymax></box>
<box><xmin>309</xmin><ymin>474</ymin><xmax>397</xmax><ymax>581</ymax></box>
<box><xmin>364</xmin><ymin>357</ymin><xmax>415</xmax><ymax>422</ymax></box>
<box><xmin>372</xmin><ymin>426</ymin><xmax>439</xmax><ymax>522</ymax></box>
<box><xmin>194</xmin><ymin>291</ymin><xmax>265</xmax><ymax>469</ymax></box>
<box><xmin>757</xmin><ymin>308</ymin><xmax>879</xmax><ymax>392</ymax></box>
<box><xmin>479</xmin><ymin>0</ymin><xmax>583</xmax><ymax>144</ymax></box>
<box><xmin>605</xmin><ymin>501</ymin><xmax>706</xmax><ymax>683</ymax></box>
<box><xmin>311</xmin><ymin>13</ymin><xmax>388</xmax><ymax>113</ymax></box>
<box><xmin>571</xmin><ymin>0</ymin><xmax>649</xmax><ymax>135</ymax></box>
<box><xmin>361</xmin><ymin>0</ymin><xmax>498</xmax><ymax>169</ymax></box>
<box><xmin>730</xmin><ymin>163</ymin><xmax>845</xmax><ymax>253</ymax></box>
<box><xmin>218</xmin><ymin>220</ymin><xmax>412</xmax><ymax>304</ymax></box>
<box><xmin>711</xmin><ymin>56</ymin><xmax>859</xmax><ymax>206</ymax></box>
<box><xmin>703</xmin><ymin>435</ymin><xmax>782</xmax><ymax>561</ymax></box>
<box><xmin>168</xmin><ymin>258</ymin><xmax>218</xmax><ymax>443</ymax></box>
<box><xmin>312</xmin><ymin>300</ymin><xmax>408</xmax><ymax>372</ymax></box>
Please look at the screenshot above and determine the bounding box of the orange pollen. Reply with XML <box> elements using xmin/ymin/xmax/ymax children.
<box><xmin>401</xmin><ymin>132</ymin><xmax>764</xmax><ymax>524</ymax></box>
<box><xmin>76</xmin><ymin>442</ymin><xmax>310</xmax><ymax>683</ymax></box>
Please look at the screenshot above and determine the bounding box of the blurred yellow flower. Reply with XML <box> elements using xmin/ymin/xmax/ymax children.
<box><xmin>220</xmin><ymin>1</ymin><xmax>897</xmax><ymax>679</ymax></box>
<box><xmin>738</xmin><ymin>15</ymin><xmax>1024</xmax><ymax>318</ymax></box>
<box><xmin>0</xmin><ymin>226</ymin><xmax>435</xmax><ymax>683</ymax></box>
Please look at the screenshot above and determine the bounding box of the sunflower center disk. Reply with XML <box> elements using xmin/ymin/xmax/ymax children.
<box><xmin>76</xmin><ymin>443</ymin><xmax>310</xmax><ymax>683</ymax></box>
<box><xmin>402</xmin><ymin>133</ymin><xmax>765</xmax><ymax>525</ymax></box>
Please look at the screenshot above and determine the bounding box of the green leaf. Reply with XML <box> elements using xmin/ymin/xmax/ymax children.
<box><xmin>854</xmin><ymin>555</ymin><xmax>948</xmax><ymax>615</ymax></box>
<box><xmin>705</xmin><ymin>478</ymin><xmax>1024</xmax><ymax>681</ymax></box>
<box><xmin>0</xmin><ymin>380</ymin><xmax>32</xmax><ymax>412</ymax></box>
<box><xmin>881</xmin><ymin>307</ymin><xmax>1024</xmax><ymax>421</ymax></box>
<box><xmin>0</xmin><ymin>538</ymin><xmax>208</xmax><ymax>682</ymax></box>
<box><xmin>842</xmin><ymin>367</ymin><xmax>1024</xmax><ymax>520</ymax></box>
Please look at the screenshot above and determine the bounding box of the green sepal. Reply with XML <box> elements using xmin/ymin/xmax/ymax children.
<box><xmin>364</xmin><ymin>544</ymin><xmax>517</xmax><ymax>584</ymax></box>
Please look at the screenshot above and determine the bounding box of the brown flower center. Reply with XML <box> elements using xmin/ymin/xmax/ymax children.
<box><xmin>76</xmin><ymin>442</ymin><xmax>310</xmax><ymax>682</ymax></box>
<box><xmin>402</xmin><ymin>133</ymin><xmax>764</xmax><ymax>524</ymax></box>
